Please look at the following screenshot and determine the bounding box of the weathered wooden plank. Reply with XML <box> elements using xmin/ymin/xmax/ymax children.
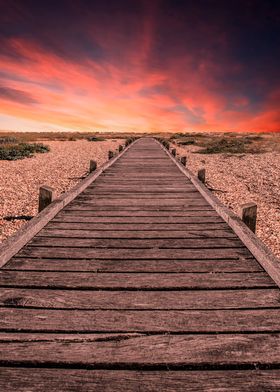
<box><xmin>57</xmin><ymin>210</ymin><xmax>218</xmax><ymax>217</ymax></box>
<box><xmin>63</xmin><ymin>206</ymin><xmax>214</xmax><ymax>212</ymax></box>
<box><xmin>0</xmin><ymin>333</ymin><xmax>280</xmax><ymax>366</ymax></box>
<box><xmin>1</xmin><ymin>368</ymin><xmax>280</xmax><ymax>392</ymax></box>
<box><xmin>78</xmin><ymin>193</ymin><xmax>203</xmax><ymax>200</ymax></box>
<box><xmin>45</xmin><ymin>222</ymin><xmax>231</xmax><ymax>231</ymax></box>
<box><xmin>28</xmin><ymin>237</ymin><xmax>244</xmax><ymax>249</ymax></box>
<box><xmin>17</xmin><ymin>246</ymin><xmax>252</xmax><ymax>259</ymax></box>
<box><xmin>69</xmin><ymin>199</ymin><xmax>209</xmax><ymax>206</ymax></box>
<box><xmin>37</xmin><ymin>228</ymin><xmax>238</xmax><ymax>239</ymax></box>
<box><xmin>0</xmin><ymin>271</ymin><xmax>274</xmax><ymax>289</ymax></box>
<box><xmin>5</xmin><ymin>257</ymin><xmax>261</xmax><ymax>272</ymax></box>
<box><xmin>79</xmin><ymin>193</ymin><xmax>201</xmax><ymax>199</ymax></box>
<box><xmin>0</xmin><ymin>288</ymin><xmax>278</xmax><ymax>309</ymax></box>
<box><xmin>1</xmin><ymin>308</ymin><xmax>280</xmax><ymax>332</ymax></box>
<box><xmin>51</xmin><ymin>216</ymin><xmax>224</xmax><ymax>224</ymax></box>
<box><xmin>62</xmin><ymin>206</ymin><xmax>214</xmax><ymax>211</ymax></box>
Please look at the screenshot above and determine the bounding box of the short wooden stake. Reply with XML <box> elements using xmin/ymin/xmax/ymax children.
<box><xmin>119</xmin><ymin>145</ymin><xmax>123</xmax><ymax>152</ymax></box>
<box><xmin>108</xmin><ymin>150</ymin><xmax>114</xmax><ymax>160</ymax></box>
<box><xmin>198</xmin><ymin>168</ymin><xmax>206</xmax><ymax>183</ymax></box>
<box><xmin>89</xmin><ymin>160</ymin><xmax>97</xmax><ymax>173</ymax></box>
<box><xmin>240</xmin><ymin>202</ymin><xmax>257</xmax><ymax>233</ymax></box>
<box><xmin>181</xmin><ymin>156</ymin><xmax>187</xmax><ymax>166</ymax></box>
<box><xmin>171</xmin><ymin>148</ymin><xmax>176</xmax><ymax>157</ymax></box>
<box><xmin>38</xmin><ymin>186</ymin><xmax>55</xmax><ymax>213</ymax></box>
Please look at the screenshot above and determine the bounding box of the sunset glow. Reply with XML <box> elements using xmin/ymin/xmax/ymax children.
<box><xmin>0</xmin><ymin>0</ymin><xmax>279</xmax><ymax>132</ymax></box>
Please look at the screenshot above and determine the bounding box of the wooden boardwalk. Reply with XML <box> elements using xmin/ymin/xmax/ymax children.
<box><xmin>0</xmin><ymin>137</ymin><xmax>280</xmax><ymax>391</ymax></box>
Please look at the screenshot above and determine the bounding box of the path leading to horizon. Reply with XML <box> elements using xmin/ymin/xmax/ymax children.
<box><xmin>0</xmin><ymin>137</ymin><xmax>280</xmax><ymax>390</ymax></box>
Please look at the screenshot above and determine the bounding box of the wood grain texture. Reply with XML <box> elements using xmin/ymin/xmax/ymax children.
<box><xmin>1</xmin><ymin>308</ymin><xmax>280</xmax><ymax>332</ymax></box>
<box><xmin>0</xmin><ymin>271</ymin><xmax>275</xmax><ymax>289</ymax></box>
<box><xmin>37</xmin><ymin>228</ymin><xmax>238</xmax><ymax>239</ymax></box>
<box><xmin>5</xmin><ymin>257</ymin><xmax>261</xmax><ymax>272</ymax></box>
<box><xmin>45</xmin><ymin>221</ymin><xmax>230</xmax><ymax>231</ymax></box>
<box><xmin>16</xmin><ymin>246</ymin><xmax>252</xmax><ymax>259</ymax></box>
<box><xmin>1</xmin><ymin>288</ymin><xmax>277</xmax><ymax>309</ymax></box>
<box><xmin>28</xmin><ymin>237</ymin><xmax>244</xmax><ymax>249</ymax></box>
<box><xmin>51</xmin><ymin>216</ymin><xmax>225</xmax><ymax>224</ymax></box>
<box><xmin>1</xmin><ymin>368</ymin><xmax>280</xmax><ymax>392</ymax></box>
<box><xmin>0</xmin><ymin>333</ymin><xmax>280</xmax><ymax>367</ymax></box>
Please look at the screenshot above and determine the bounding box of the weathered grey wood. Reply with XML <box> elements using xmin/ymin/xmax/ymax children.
<box><xmin>1</xmin><ymin>368</ymin><xmax>280</xmax><ymax>392</ymax></box>
<box><xmin>45</xmin><ymin>222</ymin><xmax>231</xmax><ymax>231</ymax></box>
<box><xmin>58</xmin><ymin>209</ymin><xmax>219</xmax><ymax>217</ymax></box>
<box><xmin>78</xmin><ymin>193</ymin><xmax>203</xmax><ymax>199</ymax></box>
<box><xmin>0</xmin><ymin>333</ymin><xmax>280</xmax><ymax>366</ymax></box>
<box><xmin>38</xmin><ymin>228</ymin><xmax>237</xmax><ymax>239</ymax></box>
<box><xmin>38</xmin><ymin>186</ymin><xmax>55</xmax><ymax>213</ymax></box>
<box><xmin>1</xmin><ymin>288</ymin><xmax>277</xmax><ymax>309</ymax></box>
<box><xmin>0</xmin><ymin>271</ymin><xmax>274</xmax><ymax>289</ymax></box>
<box><xmin>240</xmin><ymin>202</ymin><xmax>257</xmax><ymax>233</ymax></box>
<box><xmin>198</xmin><ymin>168</ymin><xmax>206</xmax><ymax>184</ymax></box>
<box><xmin>89</xmin><ymin>160</ymin><xmax>97</xmax><ymax>173</ymax></box>
<box><xmin>1</xmin><ymin>308</ymin><xmax>280</xmax><ymax>332</ymax></box>
<box><xmin>28</xmin><ymin>237</ymin><xmax>244</xmax><ymax>249</ymax></box>
<box><xmin>51</xmin><ymin>216</ymin><xmax>225</xmax><ymax>224</ymax></box>
<box><xmin>5</xmin><ymin>257</ymin><xmax>261</xmax><ymax>272</ymax></box>
<box><xmin>69</xmin><ymin>199</ymin><xmax>209</xmax><ymax>206</ymax></box>
<box><xmin>16</xmin><ymin>246</ymin><xmax>252</xmax><ymax>259</ymax></box>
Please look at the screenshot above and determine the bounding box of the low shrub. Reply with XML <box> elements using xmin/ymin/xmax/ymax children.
<box><xmin>0</xmin><ymin>143</ymin><xmax>50</xmax><ymax>160</ymax></box>
<box><xmin>178</xmin><ymin>139</ymin><xmax>196</xmax><ymax>145</ymax></box>
<box><xmin>196</xmin><ymin>138</ymin><xmax>263</xmax><ymax>154</ymax></box>
<box><xmin>0</xmin><ymin>136</ymin><xmax>18</xmax><ymax>144</ymax></box>
<box><xmin>87</xmin><ymin>136</ymin><xmax>106</xmax><ymax>142</ymax></box>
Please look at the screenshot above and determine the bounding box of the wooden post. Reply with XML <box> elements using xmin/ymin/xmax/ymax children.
<box><xmin>198</xmin><ymin>168</ymin><xmax>206</xmax><ymax>183</ymax></box>
<box><xmin>240</xmin><ymin>202</ymin><xmax>257</xmax><ymax>233</ymax></box>
<box><xmin>89</xmin><ymin>160</ymin><xmax>97</xmax><ymax>173</ymax></box>
<box><xmin>181</xmin><ymin>156</ymin><xmax>187</xmax><ymax>166</ymax></box>
<box><xmin>171</xmin><ymin>148</ymin><xmax>176</xmax><ymax>157</ymax></box>
<box><xmin>119</xmin><ymin>145</ymin><xmax>123</xmax><ymax>152</ymax></box>
<box><xmin>38</xmin><ymin>186</ymin><xmax>55</xmax><ymax>213</ymax></box>
<box><xmin>108</xmin><ymin>150</ymin><xmax>114</xmax><ymax>160</ymax></box>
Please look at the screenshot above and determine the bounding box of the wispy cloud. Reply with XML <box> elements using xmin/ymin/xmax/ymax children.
<box><xmin>0</xmin><ymin>0</ymin><xmax>279</xmax><ymax>132</ymax></box>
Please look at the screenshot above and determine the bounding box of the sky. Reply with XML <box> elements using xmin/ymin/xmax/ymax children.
<box><xmin>0</xmin><ymin>0</ymin><xmax>279</xmax><ymax>133</ymax></box>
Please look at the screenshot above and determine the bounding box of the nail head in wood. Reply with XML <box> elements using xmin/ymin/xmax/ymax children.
<box><xmin>171</xmin><ymin>148</ymin><xmax>176</xmax><ymax>156</ymax></box>
<box><xmin>38</xmin><ymin>186</ymin><xmax>55</xmax><ymax>213</ymax></box>
<box><xmin>181</xmin><ymin>156</ymin><xmax>187</xmax><ymax>166</ymax></box>
<box><xmin>240</xmin><ymin>202</ymin><xmax>257</xmax><ymax>233</ymax></box>
<box><xmin>108</xmin><ymin>150</ymin><xmax>114</xmax><ymax>160</ymax></box>
<box><xmin>89</xmin><ymin>160</ymin><xmax>97</xmax><ymax>173</ymax></box>
<box><xmin>198</xmin><ymin>168</ymin><xmax>206</xmax><ymax>183</ymax></box>
<box><xmin>119</xmin><ymin>145</ymin><xmax>123</xmax><ymax>152</ymax></box>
